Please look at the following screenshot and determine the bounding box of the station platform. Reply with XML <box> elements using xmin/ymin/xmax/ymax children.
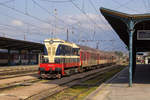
<box><xmin>0</xmin><ymin>65</ymin><xmax>38</xmax><ymax>71</ymax></box>
<box><xmin>85</xmin><ymin>64</ymin><xmax>150</xmax><ymax>100</ymax></box>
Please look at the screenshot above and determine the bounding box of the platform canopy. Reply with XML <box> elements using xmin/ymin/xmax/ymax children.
<box><xmin>100</xmin><ymin>7</ymin><xmax>150</xmax><ymax>52</ymax></box>
<box><xmin>100</xmin><ymin>7</ymin><xmax>150</xmax><ymax>87</ymax></box>
<box><xmin>0</xmin><ymin>37</ymin><xmax>44</xmax><ymax>50</ymax></box>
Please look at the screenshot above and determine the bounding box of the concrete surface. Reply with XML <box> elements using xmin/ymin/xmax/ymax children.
<box><xmin>85</xmin><ymin>64</ymin><xmax>150</xmax><ymax>100</ymax></box>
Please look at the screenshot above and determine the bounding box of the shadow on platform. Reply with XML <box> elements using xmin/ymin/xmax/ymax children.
<box><xmin>110</xmin><ymin>64</ymin><xmax>150</xmax><ymax>85</ymax></box>
<box><xmin>133</xmin><ymin>64</ymin><xmax>150</xmax><ymax>84</ymax></box>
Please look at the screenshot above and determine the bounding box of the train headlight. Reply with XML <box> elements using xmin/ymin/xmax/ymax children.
<box><xmin>49</xmin><ymin>40</ymin><xmax>53</xmax><ymax>44</ymax></box>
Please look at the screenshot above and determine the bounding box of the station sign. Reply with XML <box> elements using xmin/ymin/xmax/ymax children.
<box><xmin>137</xmin><ymin>30</ymin><xmax>150</xmax><ymax>40</ymax></box>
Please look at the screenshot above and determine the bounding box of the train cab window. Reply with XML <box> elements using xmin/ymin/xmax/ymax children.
<box><xmin>56</xmin><ymin>44</ymin><xmax>65</xmax><ymax>55</ymax></box>
<box><xmin>56</xmin><ymin>44</ymin><xmax>72</xmax><ymax>56</ymax></box>
<box><xmin>65</xmin><ymin>46</ymin><xmax>70</xmax><ymax>55</ymax></box>
<box><xmin>44</xmin><ymin>46</ymin><xmax>48</xmax><ymax>55</ymax></box>
<box><xmin>72</xmin><ymin>48</ymin><xmax>79</xmax><ymax>56</ymax></box>
<box><xmin>56</xmin><ymin>44</ymin><xmax>79</xmax><ymax>56</ymax></box>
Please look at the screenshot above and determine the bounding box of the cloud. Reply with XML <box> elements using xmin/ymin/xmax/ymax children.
<box><xmin>11</xmin><ymin>20</ymin><xmax>24</xmax><ymax>26</ymax></box>
<box><xmin>61</xmin><ymin>13</ymin><xmax>111</xmax><ymax>31</ymax></box>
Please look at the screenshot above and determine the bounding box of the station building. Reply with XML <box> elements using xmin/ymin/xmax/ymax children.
<box><xmin>0</xmin><ymin>37</ymin><xmax>44</xmax><ymax>66</ymax></box>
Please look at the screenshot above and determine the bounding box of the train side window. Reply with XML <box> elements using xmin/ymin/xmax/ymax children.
<box><xmin>81</xmin><ymin>52</ymin><xmax>84</xmax><ymax>60</ymax></box>
<box><xmin>72</xmin><ymin>48</ymin><xmax>79</xmax><ymax>56</ymax></box>
<box><xmin>76</xmin><ymin>49</ymin><xmax>80</xmax><ymax>56</ymax></box>
<box><xmin>56</xmin><ymin>45</ymin><xmax>61</xmax><ymax>55</ymax></box>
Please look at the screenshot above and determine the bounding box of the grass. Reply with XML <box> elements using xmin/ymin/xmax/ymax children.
<box><xmin>45</xmin><ymin>66</ymin><xmax>124</xmax><ymax>100</ymax></box>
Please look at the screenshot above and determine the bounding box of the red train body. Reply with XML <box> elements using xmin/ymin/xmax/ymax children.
<box><xmin>39</xmin><ymin>38</ymin><xmax>117</xmax><ymax>78</ymax></box>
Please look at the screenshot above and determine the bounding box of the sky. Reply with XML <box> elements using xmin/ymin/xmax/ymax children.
<box><xmin>0</xmin><ymin>0</ymin><xmax>148</xmax><ymax>52</ymax></box>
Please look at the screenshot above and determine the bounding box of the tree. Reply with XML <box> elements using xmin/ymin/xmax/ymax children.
<box><xmin>114</xmin><ymin>51</ymin><xmax>123</xmax><ymax>57</ymax></box>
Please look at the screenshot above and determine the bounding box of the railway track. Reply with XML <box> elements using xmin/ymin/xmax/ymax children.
<box><xmin>0</xmin><ymin>64</ymin><xmax>122</xmax><ymax>100</ymax></box>
<box><xmin>0</xmin><ymin>65</ymin><xmax>38</xmax><ymax>79</ymax></box>
<box><xmin>45</xmin><ymin>65</ymin><xmax>123</xmax><ymax>100</ymax></box>
<box><xmin>69</xmin><ymin>72</ymin><xmax>112</xmax><ymax>100</ymax></box>
<box><xmin>0</xmin><ymin>73</ymin><xmax>40</xmax><ymax>91</ymax></box>
<box><xmin>0</xmin><ymin>65</ymin><xmax>38</xmax><ymax>71</ymax></box>
<box><xmin>25</xmin><ymin>65</ymin><xmax>121</xmax><ymax>100</ymax></box>
<box><xmin>0</xmin><ymin>78</ymin><xmax>40</xmax><ymax>91</ymax></box>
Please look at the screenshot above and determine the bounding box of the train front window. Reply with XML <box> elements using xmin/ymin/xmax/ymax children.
<box><xmin>56</xmin><ymin>44</ymin><xmax>69</xmax><ymax>56</ymax></box>
<box><xmin>56</xmin><ymin>44</ymin><xmax>79</xmax><ymax>56</ymax></box>
<box><xmin>56</xmin><ymin>44</ymin><xmax>64</xmax><ymax>55</ymax></box>
<box><xmin>43</xmin><ymin>46</ymin><xmax>48</xmax><ymax>55</ymax></box>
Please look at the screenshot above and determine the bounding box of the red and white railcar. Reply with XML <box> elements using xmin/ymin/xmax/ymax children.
<box><xmin>39</xmin><ymin>38</ymin><xmax>117</xmax><ymax>79</ymax></box>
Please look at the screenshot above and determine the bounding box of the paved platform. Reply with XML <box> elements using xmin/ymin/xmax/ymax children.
<box><xmin>0</xmin><ymin>65</ymin><xmax>38</xmax><ymax>71</ymax></box>
<box><xmin>85</xmin><ymin>64</ymin><xmax>150</xmax><ymax>100</ymax></box>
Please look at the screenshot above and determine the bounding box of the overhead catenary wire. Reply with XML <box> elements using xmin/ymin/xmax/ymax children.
<box><xmin>70</xmin><ymin>0</ymin><xmax>106</xmax><ymax>33</ymax></box>
<box><xmin>0</xmin><ymin>23</ymin><xmax>50</xmax><ymax>39</ymax></box>
<box><xmin>111</xmin><ymin>0</ymin><xmax>142</xmax><ymax>13</ymax></box>
<box><xmin>0</xmin><ymin>11</ymin><xmax>51</xmax><ymax>34</ymax></box>
<box><xmin>89</xmin><ymin>0</ymin><xmax>131</xmax><ymax>51</ymax></box>
<box><xmin>70</xmin><ymin>0</ymin><xmax>112</xmax><ymax>46</ymax></box>
<box><xmin>88</xmin><ymin>0</ymin><xmax>126</xmax><ymax>51</ymax></box>
<box><xmin>0</xmin><ymin>0</ymin><xmax>15</xmax><ymax>4</ymax></box>
<box><xmin>33</xmin><ymin>0</ymin><xmax>92</xmax><ymax>42</ymax></box>
<box><xmin>40</xmin><ymin>0</ymin><xmax>75</xmax><ymax>3</ymax></box>
<box><xmin>0</xmin><ymin>1</ymin><xmax>65</xmax><ymax>30</ymax></box>
<box><xmin>142</xmin><ymin>0</ymin><xmax>148</xmax><ymax>12</ymax></box>
<box><xmin>147</xmin><ymin>0</ymin><xmax>150</xmax><ymax>12</ymax></box>
<box><xmin>32</xmin><ymin>0</ymin><xmax>67</xmax><ymax>28</ymax></box>
<box><xmin>69</xmin><ymin>0</ymin><xmax>115</xmax><ymax>50</ymax></box>
<box><xmin>32</xmin><ymin>0</ymin><xmax>88</xmax><ymax>32</ymax></box>
<box><xmin>88</xmin><ymin>0</ymin><xmax>115</xmax><ymax>36</ymax></box>
<box><xmin>112</xmin><ymin>0</ymin><xmax>135</xmax><ymax>9</ymax></box>
<box><xmin>0</xmin><ymin>0</ymin><xmax>128</xmax><ymax>51</ymax></box>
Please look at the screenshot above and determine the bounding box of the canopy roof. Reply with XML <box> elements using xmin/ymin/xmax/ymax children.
<box><xmin>0</xmin><ymin>37</ymin><xmax>44</xmax><ymax>50</ymax></box>
<box><xmin>100</xmin><ymin>7</ymin><xmax>150</xmax><ymax>52</ymax></box>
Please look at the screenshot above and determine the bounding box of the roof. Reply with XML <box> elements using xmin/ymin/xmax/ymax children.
<box><xmin>44</xmin><ymin>38</ymin><xmax>79</xmax><ymax>48</ymax></box>
<box><xmin>100</xmin><ymin>7</ymin><xmax>150</xmax><ymax>52</ymax></box>
<box><xmin>78</xmin><ymin>44</ymin><xmax>114</xmax><ymax>56</ymax></box>
<box><xmin>0</xmin><ymin>37</ymin><xmax>44</xmax><ymax>50</ymax></box>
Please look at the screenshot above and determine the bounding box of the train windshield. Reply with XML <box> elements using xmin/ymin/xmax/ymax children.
<box><xmin>43</xmin><ymin>46</ymin><xmax>48</xmax><ymax>55</ymax></box>
<box><xmin>56</xmin><ymin>44</ymin><xmax>66</xmax><ymax>55</ymax></box>
<box><xmin>56</xmin><ymin>44</ymin><xmax>79</xmax><ymax>56</ymax></box>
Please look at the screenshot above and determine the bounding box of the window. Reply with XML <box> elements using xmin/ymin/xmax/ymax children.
<box><xmin>72</xmin><ymin>48</ymin><xmax>79</xmax><ymax>56</ymax></box>
<box><xmin>43</xmin><ymin>46</ymin><xmax>48</xmax><ymax>55</ymax></box>
<box><xmin>55</xmin><ymin>58</ymin><xmax>61</xmax><ymax>63</ymax></box>
<box><xmin>56</xmin><ymin>44</ymin><xmax>65</xmax><ymax>55</ymax></box>
<box><xmin>56</xmin><ymin>44</ymin><xmax>74</xmax><ymax>56</ymax></box>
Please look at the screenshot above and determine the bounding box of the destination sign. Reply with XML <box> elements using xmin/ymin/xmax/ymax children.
<box><xmin>137</xmin><ymin>30</ymin><xmax>150</xmax><ymax>40</ymax></box>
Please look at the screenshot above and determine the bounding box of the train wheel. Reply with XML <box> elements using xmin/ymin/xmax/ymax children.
<box><xmin>38</xmin><ymin>76</ymin><xmax>42</xmax><ymax>79</ymax></box>
<box><xmin>56</xmin><ymin>74</ymin><xmax>62</xmax><ymax>79</ymax></box>
<box><xmin>39</xmin><ymin>72</ymin><xmax>46</xmax><ymax>79</ymax></box>
<box><xmin>78</xmin><ymin>66</ymin><xmax>83</xmax><ymax>73</ymax></box>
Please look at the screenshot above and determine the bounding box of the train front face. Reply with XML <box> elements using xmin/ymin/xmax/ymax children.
<box><xmin>39</xmin><ymin>39</ymin><xmax>64</xmax><ymax>78</ymax></box>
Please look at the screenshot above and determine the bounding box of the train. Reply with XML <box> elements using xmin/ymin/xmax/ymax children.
<box><xmin>39</xmin><ymin>38</ymin><xmax>118</xmax><ymax>79</ymax></box>
<box><xmin>0</xmin><ymin>52</ymin><xmax>37</xmax><ymax>66</ymax></box>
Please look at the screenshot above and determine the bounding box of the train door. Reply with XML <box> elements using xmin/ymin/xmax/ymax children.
<box><xmin>80</xmin><ymin>51</ymin><xmax>83</xmax><ymax>66</ymax></box>
<box><xmin>87</xmin><ymin>52</ymin><xmax>89</xmax><ymax>65</ymax></box>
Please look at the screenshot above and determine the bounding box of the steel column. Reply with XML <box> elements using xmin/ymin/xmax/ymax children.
<box><xmin>129</xmin><ymin>20</ymin><xmax>135</xmax><ymax>87</ymax></box>
<box><xmin>132</xmin><ymin>48</ymin><xmax>136</xmax><ymax>78</ymax></box>
<box><xmin>28</xmin><ymin>50</ymin><xmax>31</xmax><ymax>64</ymax></box>
<box><xmin>19</xmin><ymin>50</ymin><xmax>22</xmax><ymax>65</ymax></box>
<box><xmin>8</xmin><ymin>49</ymin><xmax>11</xmax><ymax>66</ymax></box>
